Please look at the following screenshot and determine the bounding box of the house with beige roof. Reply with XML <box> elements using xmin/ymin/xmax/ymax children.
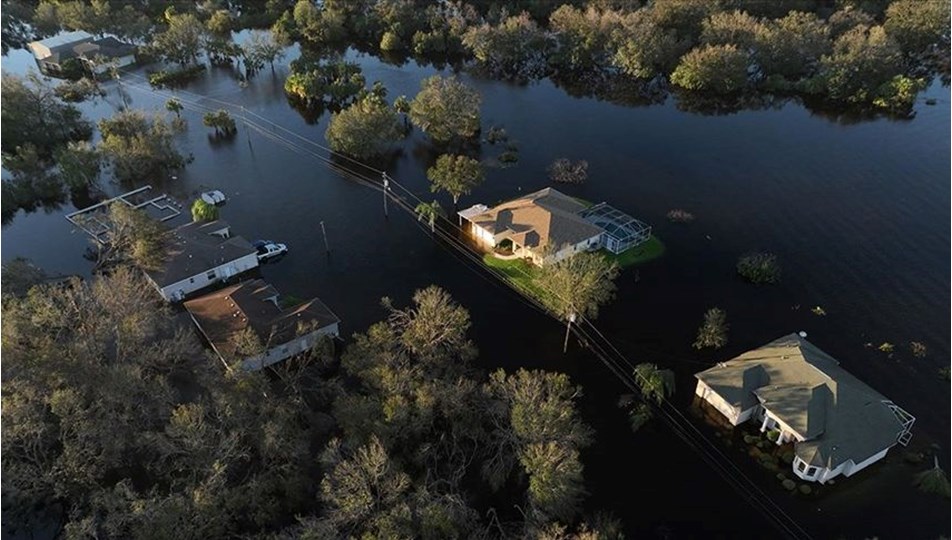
<box><xmin>184</xmin><ymin>279</ymin><xmax>340</xmax><ymax>371</ymax></box>
<box><xmin>695</xmin><ymin>334</ymin><xmax>915</xmax><ymax>484</ymax></box>
<box><xmin>458</xmin><ymin>187</ymin><xmax>650</xmax><ymax>266</ymax></box>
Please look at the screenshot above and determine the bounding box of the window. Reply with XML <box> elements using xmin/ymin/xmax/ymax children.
<box><xmin>797</xmin><ymin>460</ymin><xmax>807</xmax><ymax>473</ymax></box>
<box><xmin>807</xmin><ymin>467</ymin><xmax>818</xmax><ymax>477</ymax></box>
<box><xmin>189</xmin><ymin>277</ymin><xmax>195</xmax><ymax>284</ymax></box>
<box><xmin>206</xmin><ymin>270</ymin><xmax>216</xmax><ymax>280</ymax></box>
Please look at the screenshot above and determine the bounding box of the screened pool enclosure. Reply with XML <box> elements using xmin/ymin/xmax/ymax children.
<box><xmin>579</xmin><ymin>203</ymin><xmax>651</xmax><ymax>254</ymax></box>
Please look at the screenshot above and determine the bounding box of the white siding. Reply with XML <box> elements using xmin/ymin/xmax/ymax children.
<box><xmin>792</xmin><ymin>446</ymin><xmax>892</xmax><ymax>484</ymax></box>
<box><xmin>241</xmin><ymin>322</ymin><xmax>340</xmax><ymax>371</ymax></box>
<box><xmin>154</xmin><ymin>252</ymin><xmax>259</xmax><ymax>302</ymax></box>
<box><xmin>695</xmin><ymin>380</ymin><xmax>751</xmax><ymax>425</ymax></box>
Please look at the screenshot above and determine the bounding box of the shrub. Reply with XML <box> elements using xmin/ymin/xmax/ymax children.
<box><xmin>766</xmin><ymin>429</ymin><xmax>780</xmax><ymax>442</ymax></box>
<box><xmin>380</xmin><ymin>31</ymin><xmax>404</xmax><ymax>51</ymax></box>
<box><xmin>910</xmin><ymin>341</ymin><xmax>928</xmax><ymax>358</ymax></box>
<box><xmin>878</xmin><ymin>342</ymin><xmax>895</xmax><ymax>353</ymax></box>
<box><xmin>693</xmin><ymin>307</ymin><xmax>728</xmax><ymax>350</ymax></box>
<box><xmin>498</xmin><ymin>150</ymin><xmax>519</xmax><ymax>164</ymax></box>
<box><xmin>548</xmin><ymin>158</ymin><xmax>588</xmax><ymax>184</ymax></box>
<box><xmin>782</xmin><ymin>479</ymin><xmax>796</xmax><ymax>491</ymax></box>
<box><xmin>191</xmin><ymin>199</ymin><xmax>219</xmax><ymax>222</ymax></box>
<box><xmin>666</xmin><ymin>209</ymin><xmax>695</xmax><ymax>223</ymax></box>
<box><xmin>737</xmin><ymin>252</ymin><xmax>781</xmax><ymax>284</ymax></box>
<box><xmin>798</xmin><ymin>484</ymin><xmax>812</xmax><ymax>495</ymax></box>
<box><xmin>148</xmin><ymin>65</ymin><xmax>206</xmax><ymax>88</ymax></box>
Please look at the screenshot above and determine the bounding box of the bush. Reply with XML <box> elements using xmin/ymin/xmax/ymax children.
<box><xmin>780</xmin><ymin>451</ymin><xmax>795</xmax><ymax>465</ymax></box>
<box><xmin>666</xmin><ymin>209</ymin><xmax>695</xmax><ymax>223</ymax></box>
<box><xmin>798</xmin><ymin>484</ymin><xmax>813</xmax><ymax>495</ymax></box>
<box><xmin>910</xmin><ymin>341</ymin><xmax>928</xmax><ymax>358</ymax></box>
<box><xmin>498</xmin><ymin>150</ymin><xmax>519</xmax><ymax>164</ymax></box>
<box><xmin>548</xmin><ymin>158</ymin><xmax>588</xmax><ymax>184</ymax></box>
<box><xmin>766</xmin><ymin>429</ymin><xmax>780</xmax><ymax>442</ymax></box>
<box><xmin>737</xmin><ymin>252</ymin><xmax>781</xmax><ymax>284</ymax></box>
<box><xmin>191</xmin><ymin>199</ymin><xmax>219</xmax><ymax>222</ymax></box>
<box><xmin>693</xmin><ymin>307</ymin><xmax>728</xmax><ymax>350</ymax></box>
<box><xmin>776</xmin><ymin>473</ymin><xmax>787</xmax><ymax>481</ymax></box>
<box><xmin>148</xmin><ymin>65</ymin><xmax>206</xmax><ymax>88</ymax></box>
<box><xmin>380</xmin><ymin>31</ymin><xmax>404</xmax><ymax>51</ymax></box>
<box><xmin>782</xmin><ymin>479</ymin><xmax>796</xmax><ymax>491</ymax></box>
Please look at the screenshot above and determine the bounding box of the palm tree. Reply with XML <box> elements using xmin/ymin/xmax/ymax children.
<box><xmin>632</xmin><ymin>363</ymin><xmax>675</xmax><ymax>405</ymax></box>
<box><xmin>415</xmin><ymin>200</ymin><xmax>445</xmax><ymax>233</ymax></box>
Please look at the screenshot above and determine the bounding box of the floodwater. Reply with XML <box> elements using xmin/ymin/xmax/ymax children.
<box><xmin>2</xmin><ymin>37</ymin><xmax>949</xmax><ymax>538</ymax></box>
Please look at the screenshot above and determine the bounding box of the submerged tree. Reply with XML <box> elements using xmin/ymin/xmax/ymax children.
<box><xmin>693</xmin><ymin>307</ymin><xmax>728</xmax><ymax>350</ymax></box>
<box><xmin>736</xmin><ymin>251</ymin><xmax>781</xmax><ymax>284</ymax></box>
<box><xmin>426</xmin><ymin>154</ymin><xmax>484</xmax><ymax>206</ymax></box>
<box><xmin>98</xmin><ymin>109</ymin><xmax>185</xmax><ymax>182</ymax></box>
<box><xmin>409</xmin><ymin>75</ymin><xmax>481</xmax><ymax>143</ymax></box>
<box><xmin>54</xmin><ymin>140</ymin><xmax>100</xmax><ymax>190</ymax></box>
<box><xmin>325</xmin><ymin>93</ymin><xmax>401</xmax><ymax>160</ymax></box>
<box><xmin>202</xmin><ymin>109</ymin><xmax>237</xmax><ymax>137</ymax></box>
<box><xmin>671</xmin><ymin>44</ymin><xmax>751</xmax><ymax>94</ymax></box>
<box><xmin>190</xmin><ymin>198</ymin><xmax>219</xmax><ymax>222</ymax></box>
<box><xmin>414</xmin><ymin>200</ymin><xmax>445</xmax><ymax>233</ymax></box>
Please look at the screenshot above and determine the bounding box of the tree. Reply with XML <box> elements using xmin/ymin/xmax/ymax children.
<box><xmin>1</xmin><ymin>257</ymin><xmax>48</xmax><ymax>297</ymax></box>
<box><xmin>700</xmin><ymin>9</ymin><xmax>764</xmax><ymax>50</ymax></box>
<box><xmin>99</xmin><ymin>203</ymin><xmax>167</xmax><ymax>270</ymax></box>
<box><xmin>483</xmin><ymin>369</ymin><xmax>592</xmax><ymax>522</ymax></box>
<box><xmin>54</xmin><ymin>140</ymin><xmax>100</xmax><ymax>190</ymax></box>
<box><xmin>883</xmin><ymin>0</ymin><xmax>950</xmax><ymax>55</ymax></box>
<box><xmin>426</xmin><ymin>154</ymin><xmax>483</xmax><ymax>205</ymax></box>
<box><xmin>462</xmin><ymin>12</ymin><xmax>551</xmax><ymax>80</ymax></box>
<box><xmin>670</xmin><ymin>44</ymin><xmax>750</xmax><ymax>94</ymax></box>
<box><xmin>33</xmin><ymin>1</ymin><xmax>61</xmax><ymax>35</ymax></box>
<box><xmin>284</xmin><ymin>58</ymin><xmax>365</xmax><ymax>105</ymax></box>
<box><xmin>2</xmin><ymin>143</ymin><xmax>63</xmax><ymax>207</ymax></box>
<box><xmin>98</xmin><ymin>110</ymin><xmax>185</xmax><ymax>183</ymax></box>
<box><xmin>536</xmin><ymin>251</ymin><xmax>620</xmax><ymax>321</ymax></box>
<box><xmin>612</xmin><ymin>10</ymin><xmax>684</xmax><ymax>79</ymax></box>
<box><xmin>165</xmin><ymin>98</ymin><xmax>184</xmax><ymax>118</ymax></box>
<box><xmin>242</xmin><ymin>30</ymin><xmax>285</xmax><ymax>73</ymax></box>
<box><xmin>828</xmin><ymin>6</ymin><xmax>875</xmax><ymax>39</ymax></box>
<box><xmin>632</xmin><ymin>363</ymin><xmax>675</xmax><ymax>404</ymax></box>
<box><xmin>548</xmin><ymin>158</ymin><xmax>588</xmax><ymax>184</ymax></box>
<box><xmin>414</xmin><ymin>200</ymin><xmax>445</xmax><ymax>233</ymax></box>
<box><xmin>191</xmin><ymin>198</ymin><xmax>219</xmax><ymax>222</ymax></box>
<box><xmin>202</xmin><ymin>109</ymin><xmax>237</xmax><ymax>136</ymax></box>
<box><xmin>293</xmin><ymin>0</ymin><xmax>346</xmax><ymax>45</ymax></box>
<box><xmin>154</xmin><ymin>12</ymin><xmax>205</xmax><ymax>66</ymax></box>
<box><xmin>736</xmin><ymin>252</ymin><xmax>781</xmax><ymax>284</ymax></box>
<box><xmin>815</xmin><ymin>25</ymin><xmax>903</xmax><ymax>105</ymax></box>
<box><xmin>693</xmin><ymin>307</ymin><xmax>728</xmax><ymax>350</ymax></box>
<box><xmin>1</xmin><ymin>72</ymin><xmax>91</xmax><ymax>156</ymax></box>
<box><xmin>548</xmin><ymin>5</ymin><xmax>626</xmax><ymax>72</ymax></box>
<box><xmin>757</xmin><ymin>11</ymin><xmax>831</xmax><ymax>79</ymax></box>
<box><xmin>206</xmin><ymin>9</ymin><xmax>233</xmax><ymax>36</ymax></box>
<box><xmin>409</xmin><ymin>75</ymin><xmax>481</xmax><ymax>143</ymax></box>
<box><xmin>650</xmin><ymin>0</ymin><xmax>716</xmax><ymax>41</ymax></box>
<box><xmin>325</xmin><ymin>93</ymin><xmax>401</xmax><ymax>160</ymax></box>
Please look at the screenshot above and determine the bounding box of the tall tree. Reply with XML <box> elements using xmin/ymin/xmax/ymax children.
<box><xmin>409</xmin><ymin>75</ymin><xmax>481</xmax><ymax>143</ymax></box>
<box><xmin>54</xmin><ymin>140</ymin><xmax>100</xmax><ymax>190</ymax></box>
<box><xmin>98</xmin><ymin>110</ymin><xmax>185</xmax><ymax>182</ymax></box>
<box><xmin>1</xmin><ymin>72</ymin><xmax>91</xmax><ymax>156</ymax></box>
<box><xmin>154</xmin><ymin>12</ymin><xmax>205</xmax><ymax>66</ymax></box>
<box><xmin>325</xmin><ymin>93</ymin><xmax>401</xmax><ymax>159</ymax></box>
<box><xmin>693</xmin><ymin>307</ymin><xmax>728</xmax><ymax>349</ymax></box>
<box><xmin>535</xmin><ymin>251</ymin><xmax>620</xmax><ymax>321</ymax></box>
<box><xmin>414</xmin><ymin>200</ymin><xmax>445</xmax><ymax>233</ymax></box>
<box><xmin>242</xmin><ymin>30</ymin><xmax>286</xmax><ymax>73</ymax></box>
<box><xmin>883</xmin><ymin>0</ymin><xmax>951</xmax><ymax>55</ymax></box>
<box><xmin>426</xmin><ymin>154</ymin><xmax>483</xmax><ymax>205</ymax></box>
<box><xmin>670</xmin><ymin>44</ymin><xmax>751</xmax><ymax>93</ymax></box>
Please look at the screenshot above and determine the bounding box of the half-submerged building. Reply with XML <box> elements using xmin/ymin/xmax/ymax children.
<box><xmin>184</xmin><ymin>279</ymin><xmax>340</xmax><ymax>371</ymax></box>
<box><xmin>695</xmin><ymin>334</ymin><xmax>915</xmax><ymax>484</ymax></box>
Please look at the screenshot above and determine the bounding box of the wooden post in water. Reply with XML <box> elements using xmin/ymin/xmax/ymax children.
<box><xmin>320</xmin><ymin>221</ymin><xmax>330</xmax><ymax>254</ymax></box>
<box><xmin>382</xmin><ymin>172</ymin><xmax>390</xmax><ymax>219</ymax></box>
<box><xmin>563</xmin><ymin>312</ymin><xmax>576</xmax><ymax>354</ymax></box>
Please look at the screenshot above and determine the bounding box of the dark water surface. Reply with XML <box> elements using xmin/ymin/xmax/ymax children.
<box><xmin>2</xmin><ymin>41</ymin><xmax>949</xmax><ymax>538</ymax></box>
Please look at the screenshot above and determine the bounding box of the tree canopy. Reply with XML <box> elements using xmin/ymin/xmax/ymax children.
<box><xmin>98</xmin><ymin>109</ymin><xmax>186</xmax><ymax>183</ymax></box>
<box><xmin>325</xmin><ymin>93</ymin><xmax>402</xmax><ymax>159</ymax></box>
<box><xmin>426</xmin><ymin>154</ymin><xmax>484</xmax><ymax>205</ymax></box>
<box><xmin>536</xmin><ymin>251</ymin><xmax>620</xmax><ymax>321</ymax></box>
<box><xmin>409</xmin><ymin>75</ymin><xmax>482</xmax><ymax>143</ymax></box>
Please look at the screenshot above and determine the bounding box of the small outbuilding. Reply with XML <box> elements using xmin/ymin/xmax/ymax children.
<box><xmin>28</xmin><ymin>31</ymin><xmax>136</xmax><ymax>77</ymax></box>
<box><xmin>695</xmin><ymin>334</ymin><xmax>915</xmax><ymax>484</ymax></box>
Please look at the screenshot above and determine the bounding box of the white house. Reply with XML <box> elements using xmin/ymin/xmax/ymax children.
<box><xmin>144</xmin><ymin>220</ymin><xmax>259</xmax><ymax>302</ymax></box>
<box><xmin>695</xmin><ymin>334</ymin><xmax>916</xmax><ymax>484</ymax></box>
<box><xmin>458</xmin><ymin>187</ymin><xmax>650</xmax><ymax>266</ymax></box>
<box><xmin>184</xmin><ymin>279</ymin><xmax>341</xmax><ymax>372</ymax></box>
<box><xmin>28</xmin><ymin>31</ymin><xmax>136</xmax><ymax>76</ymax></box>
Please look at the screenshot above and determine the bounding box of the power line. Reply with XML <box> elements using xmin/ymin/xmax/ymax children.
<box><xmin>112</xmin><ymin>77</ymin><xmax>810</xmax><ymax>539</ymax></box>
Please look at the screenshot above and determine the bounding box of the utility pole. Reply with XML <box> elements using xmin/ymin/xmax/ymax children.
<box><xmin>320</xmin><ymin>220</ymin><xmax>330</xmax><ymax>254</ymax></box>
<box><xmin>382</xmin><ymin>172</ymin><xmax>390</xmax><ymax>219</ymax></box>
<box><xmin>563</xmin><ymin>312</ymin><xmax>576</xmax><ymax>354</ymax></box>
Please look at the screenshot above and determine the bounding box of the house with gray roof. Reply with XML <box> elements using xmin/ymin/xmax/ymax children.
<box><xmin>695</xmin><ymin>334</ymin><xmax>915</xmax><ymax>484</ymax></box>
<box><xmin>28</xmin><ymin>31</ymin><xmax>136</xmax><ymax>77</ymax></box>
<box><xmin>184</xmin><ymin>279</ymin><xmax>340</xmax><ymax>371</ymax></box>
<box><xmin>457</xmin><ymin>187</ymin><xmax>650</xmax><ymax>266</ymax></box>
<box><xmin>144</xmin><ymin>220</ymin><xmax>259</xmax><ymax>302</ymax></box>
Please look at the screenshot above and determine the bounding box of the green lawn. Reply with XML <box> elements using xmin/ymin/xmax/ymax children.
<box><xmin>482</xmin><ymin>254</ymin><xmax>549</xmax><ymax>302</ymax></box>
<box><xmin>602</xmin><ymin>235</ymin><xmax>665</xmax><ymax>268</ymax></box>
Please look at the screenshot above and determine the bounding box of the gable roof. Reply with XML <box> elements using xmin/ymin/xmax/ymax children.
<box><xmin>461</xmin><ymin>188</ymin><xmax>603</xmax><ymax>256</ymax></box>
<box><xmin>184</xmin><ymin>279</ymin><xmax>339</xmax><ymax>363</ymax></box>
<box><xmin>29</xmin><ymin>31</ymin><xmax>94</xmax><ymax>56</ymax></box>
<box><xmin>696</xmin><ymin>334</ymin><xmax>908</xmax><ymax>469</ymax></box>
<box><xmin>143</xmin><ymin>220</ymin><xmax>257</xmax><ymax>288</ymax></box>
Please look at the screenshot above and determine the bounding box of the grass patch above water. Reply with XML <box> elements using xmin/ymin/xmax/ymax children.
<box><xmin>601</xmin><ymin>235</ymin><xmax>665</xmax><ymax>268</ymax></box>
<box><xmin>481</xmin><ymin>254</ymin><xmax>550</xmax><ymax>302</ymax></box>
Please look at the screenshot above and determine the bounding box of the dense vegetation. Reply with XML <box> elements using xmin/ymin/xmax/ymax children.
<box><xmin>2</xmin><ymin>267</ymin><xmax>623</xmax><ymax>538</ymax></box>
